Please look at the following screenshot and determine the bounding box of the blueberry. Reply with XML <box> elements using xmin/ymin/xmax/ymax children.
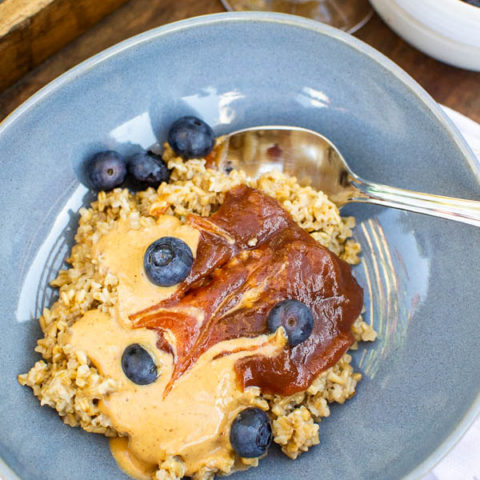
<box><xmin>121</xmin><ymin>344</ymin><xmax>157</xmax><ymax>385</ymax></box>
<box><xmin>128</xmin><ymin>151</ymin><xmax>170</xmax><ymax>188</ymax></box>
<box><xmin>230</xmin><ymin>408</ymin><xmax>272</xmax><ymax>458</ymax></box>
<box><xmin>167</xmin><ymin>116</ymin><xmax>215</xmax><ymax>159</ymax></box>
<box><xmin>88</xmin><ymin>151</ymin><xmax>127</xmax><ymax>191</ymax></box>
<box><xmin>267</xmin><ymin>299</ymin><xmax>314</xmax><ymax>346</ymax></box>
<box><xmin>144</xmin><ymin>237</ymin><xmax>193</xmax><ymax>287</ymax></box>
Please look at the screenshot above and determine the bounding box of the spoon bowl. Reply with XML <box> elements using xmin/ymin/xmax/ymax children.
<box><xmin>216</xmin><ymin>126</ymin><xmax>480</xmax><ymax>227</ymax></box>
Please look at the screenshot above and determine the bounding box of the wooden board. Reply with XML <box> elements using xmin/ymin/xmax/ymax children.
<box><xmin>0</xmin><ymin>0</ymin><xmax>131</xmax><ymax>92</ymax></box>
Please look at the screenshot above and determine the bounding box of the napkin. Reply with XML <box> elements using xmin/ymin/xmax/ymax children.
<box><xmin>442</xmin><ymin>105</ymin><xmax>480</xmax><ymax>160</ymax></box>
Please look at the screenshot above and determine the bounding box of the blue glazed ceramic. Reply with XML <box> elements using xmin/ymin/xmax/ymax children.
<box><xmin>0</xmin><ymin>12</ymin><xmax>479</xmax><ymax>480</ymax></box>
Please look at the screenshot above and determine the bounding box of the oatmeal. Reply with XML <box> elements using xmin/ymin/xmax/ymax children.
<box><xmin>19</xmin><ymin>140</ymin><xmax>376</xmax><ymax>480</ymax></box>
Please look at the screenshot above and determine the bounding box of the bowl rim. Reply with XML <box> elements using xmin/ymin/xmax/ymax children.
<box><xmin>370</xmin><ymin>0</ymin><xmax>480</xmax><ymax>70</ymax></box>
<box><xmin>398</xmin><ymin>0</ymin><xmax>480</xmax><ymax>16</ymax></box>
<box><xmin>0</xmin><ymin>11</ymin><xmax>479</xmax><ymax>480</ymax></box>
<box><xmin>374</xmin><ymin>0</ymin><xmax>480</xmax><ymax>48</ymax></box>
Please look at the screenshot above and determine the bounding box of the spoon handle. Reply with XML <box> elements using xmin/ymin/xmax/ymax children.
<box><xmin>350</xmin><ymin>178</ymin><xmax>480</xmax><ymax>227</ymax></box>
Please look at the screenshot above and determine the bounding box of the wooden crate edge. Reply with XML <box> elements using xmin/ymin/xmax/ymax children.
<box><xmin>0</xmin><ymin>0</ymin><xmax>131</xmax><ymax>92</ymax></box>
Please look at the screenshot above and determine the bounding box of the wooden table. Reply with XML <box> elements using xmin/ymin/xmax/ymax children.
<box><xmin>0</xmin><ymin>0</ymin><xmax>479</xmax><ymax>123</ymax></box>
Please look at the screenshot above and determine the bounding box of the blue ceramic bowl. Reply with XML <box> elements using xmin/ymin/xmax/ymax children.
<box><xmin>0</xmin><ymin>12</ymin><xmax>479</xmax><ymax>480</ymax></box>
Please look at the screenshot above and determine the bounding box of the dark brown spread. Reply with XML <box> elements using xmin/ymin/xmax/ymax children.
<box><xmin>130</xmin><ymin>185</ymin><xmax>363</xmax><ymax>395</ymax></box>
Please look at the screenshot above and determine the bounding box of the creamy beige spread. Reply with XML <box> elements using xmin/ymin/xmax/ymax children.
<box><xmin>95</xmin><ymin>216</ymin><xmax>199</xmax><ymax>320</ymax></box>
<box><xmin>66</xmin><ymin>215</ymin><xmax>286</xmax><ymax>478</ymax></box>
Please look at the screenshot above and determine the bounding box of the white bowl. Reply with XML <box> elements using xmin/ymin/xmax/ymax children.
<box><xmin>370</xmin><ymin>0</ymin><xmax>480</xmax><ymax>71</ymax></box>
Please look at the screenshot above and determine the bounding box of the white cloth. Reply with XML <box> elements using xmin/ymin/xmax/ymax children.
<box><xmin>422</xmin><ymin>106</ymin><xmax>480</xmax><ymax>480</ymax></box>
<box><xmin>442</xmin><ymin>106</ymin><xmax>480</xmax><ymax>160</ymax></box>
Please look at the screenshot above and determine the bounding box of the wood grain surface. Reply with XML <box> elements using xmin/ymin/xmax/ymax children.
<box><xmin>0</xmin><ymin>0</ymin><xmax>131</xmax><ymax>91</ymax></box>
<box><xmin>0</xmin><ymin>0</ymin><xmax>479</xmax><ymax>123</ymax></box>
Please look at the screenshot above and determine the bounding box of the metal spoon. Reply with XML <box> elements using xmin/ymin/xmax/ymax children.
<box><xmin>215</xmin><ymin>126</ymin><xmax>480</xmax><ymax>227</ymax></box>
